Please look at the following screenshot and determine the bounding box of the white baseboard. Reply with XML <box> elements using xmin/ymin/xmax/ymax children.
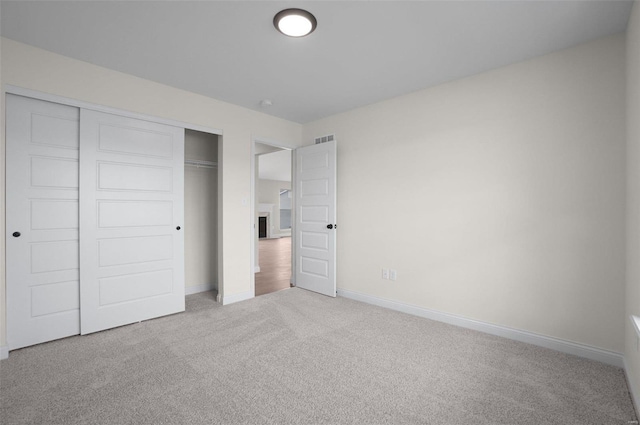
<box><xmin>338</xmin><ymin>289</ymin><xmax>624</xmax><ymax>368</ymax></box>
<box><xmin>185</xmin><ymin>283</ymin><xmax>215</xmax><ymax>295</ymax></box>
<box><xmin>221</xmin><ymin>290</ymin><xmax>254</xmax><ymax>305</ymax></box>
<box><xmin>0</xmin><ymin>345</ymin><xmax>8</xmax><ymax>360</ymax></box>
<box><xmin>624</xmin><ymin>357</ymin><xmax>640</xmax><ymax>418</ymax></box>
<box><xmin>254</xmin><ymin>266</ymin><xmax>261</xmax><ymax>273</ymax></box>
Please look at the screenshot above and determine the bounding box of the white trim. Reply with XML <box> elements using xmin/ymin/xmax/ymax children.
<box><xmin>5</xmin><ymin>85</ymin><xmax>223</xmax><ymax>135</ymax></box>
<box><xmin>632</xmin><ymin>315</ymin><xmax>640</xmax><ymax>339</ymax></box>
<box><xmin>337</xmin><ymin>289</ymin><xmax>624</xmax><ymax>367</ymax></box>
<box><xmin>624</xmin><ymin>357</ymin><xmax>640</xmax><ymax>418</ymax></box>
<box><xmin>221</xmin><ymin>290</ymin><xmax>254</xmax><ymax>306</ymax></box>
<box><xmin>291</xmin><ymin>149</ymin><xmax>297</xmax><ymax>287</ymax></box>
<box><xmin>0</xmin><ymin>346</ymin><xmax>8</xmax><ymax>360</ymax></box>
<box><xmin>185</xmin><ymin>283</ymin><xmax>215</xmax><ymax>296</ymax></box>
<box><xmin>251</xmin><ymin>139</ymin><xmax>257</xmax><ymax>298</ymax></box>
<box><xmin>252</xmin><ymin>136</ymin><xmax>296</xmax><ymax>151</ymax></box>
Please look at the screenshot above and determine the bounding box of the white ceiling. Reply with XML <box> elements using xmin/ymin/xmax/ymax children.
<box><xmin>259</xmin><ymin>149</ymin><xmax>291</xmax><ymax>182</ymax></box>
<box><xmin>0</xmin><ymin>1</ymin><xmax>633</xmax><ymax>123</ymax></box>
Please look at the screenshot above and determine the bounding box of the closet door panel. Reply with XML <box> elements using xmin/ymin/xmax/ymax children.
<box><xmin>97</xmin><ymin>162</ymin><xmax>173</xmax><ymax>192</ymax></box>
<box><xmin>98</xmin><ymin>200</ymin><xmax>174</xmax><ymax>229</ymax></box>
<box><xmin>80</xmin><ymin>109</ymin><xmax>185</xmax><ymax>335</ymax></box>
<box><xmin>6</xmin><ymin>94</ymin><xmax>80</xmax><ymax>350</ymax></box>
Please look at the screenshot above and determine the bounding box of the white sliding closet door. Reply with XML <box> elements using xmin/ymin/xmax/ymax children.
<box><xmin>6</xmin><ymin>95</ymin><xmax>81</xmax><ymax>350</ymax></box>
<box><xmin>80</xmin><ymin>109</ymin><xmax>185</xmax><ymax>335</ymax></box>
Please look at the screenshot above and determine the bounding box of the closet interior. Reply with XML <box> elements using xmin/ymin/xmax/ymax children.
<box><xmin>184</xmin><ymin>130</ymin><xmax>219</xmax><ymax>295</ymax></box>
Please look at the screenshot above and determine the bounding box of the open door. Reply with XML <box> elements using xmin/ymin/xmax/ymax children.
<box><xmin>294</xmin><ymin>141</ymin><xmax>336</xmax><ymax>297</ymax></box>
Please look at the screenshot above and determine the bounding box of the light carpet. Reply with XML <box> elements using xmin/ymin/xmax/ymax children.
<box><xmin>0</xmin><ymin>288</ymin><xmax>636</xmax><ymax>424</ymax></box>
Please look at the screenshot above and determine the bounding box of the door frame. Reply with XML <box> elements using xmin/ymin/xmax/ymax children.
<box><xmin>250</xmin><ymin>137</ymin><xmax>296</xmax><ymax>298</ymax></box>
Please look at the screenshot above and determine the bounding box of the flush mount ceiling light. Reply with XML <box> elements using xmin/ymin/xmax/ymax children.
<box><xmin>273</xmin><ymin>8</ymin><xmax>317</xmax><ymax>37</ymax></box>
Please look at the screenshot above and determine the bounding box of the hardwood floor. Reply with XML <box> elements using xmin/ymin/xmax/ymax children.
<box><xmin>255</xmin><ymin>237</ymin><xmax>291</xmax><ymax>296</ymax></box>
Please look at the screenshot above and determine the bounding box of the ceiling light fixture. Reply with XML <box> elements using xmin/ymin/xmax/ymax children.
<box><xmin>273</xmin><ymin>8</ymin><xmax>317</xmax><ymax>37</ymax></box>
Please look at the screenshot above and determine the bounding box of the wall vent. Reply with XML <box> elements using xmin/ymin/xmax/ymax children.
<box><xmin>314</xmin><ymin>134</ymin><xmax>335</xmax><ymax>144</ymax></box>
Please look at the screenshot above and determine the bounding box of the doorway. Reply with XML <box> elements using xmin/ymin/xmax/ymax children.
<box><xmin>252</xmin><ymin>141</ymin><xmax>293</xmax><ymax>297</ymax></box>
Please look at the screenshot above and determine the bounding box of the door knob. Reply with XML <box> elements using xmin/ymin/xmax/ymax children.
<box><xmin>176</xmin><ymin>226</ymin><xmax>181</xmax><ymax>230</ymax></box>
<box><xmin>326</xmin><ymin>224</ymin><xmax>333</xmax><ymax>229</ymax></box>
<box><xmin>12</xmin><ymin>232</ymin><xmax>21</xmax><ymax>237</ymax></box>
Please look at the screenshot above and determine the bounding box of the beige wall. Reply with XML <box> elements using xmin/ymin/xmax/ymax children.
<box><xmin>303</xmin><ymin>35</ymin><xmax>627</xmax><ymax>353</ymax></box>
<box><xmin>257</xmin><ymin>178</ymin><xmax>292</xmax><ymax>238</ymax></box>
<box><xmin>0</xmin><ymin>38</ymin><xmax>303</xmax><ymax>347</ymax></box>
<box><xmin>185</xmin><ymin>130</ymin><xmax>218</xmax><ymax>291</ymax></box>
<box><xmin>626</xmin><ymin>1</ymin><xmax>640</xmax><ymax>410</ymax></box>
<box><xmin>185</xmin><ymin>129</ymin><xmax>218</xmax><ymax>162</ymax></box>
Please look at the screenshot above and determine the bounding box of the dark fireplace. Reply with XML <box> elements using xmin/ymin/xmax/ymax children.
<box><xmin>259</xmin><ymin>216</ymin><xmax>267</xmax><ymax>238</ymax></box>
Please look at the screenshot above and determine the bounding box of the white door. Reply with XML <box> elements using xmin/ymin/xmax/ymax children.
<box><xmin>79</xmin><ymin>109</ymin><xmax>185</xmax><ymax>334</ymax></box>
<box><xmin>294</xmin><ymin>141</ymin><xmax>337</xmax><ymax>297</ymax></box>
<box><xmin>6</xmin><ymin>94</ymin><xmax>81</xmax><ymax>350</ymax></box>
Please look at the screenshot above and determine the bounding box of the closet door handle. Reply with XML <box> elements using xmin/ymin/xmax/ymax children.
<box><xmin>176</xmin><ymin>226</ymin><xmax>181</xmax><ymax>230</ymax></box>
<box><xmin>12</xmin><ymin>232</ymin><xmax>21</xmax><ymax>237</ymax></box>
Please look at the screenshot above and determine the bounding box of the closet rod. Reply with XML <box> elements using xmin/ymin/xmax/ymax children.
<box><xmin>185</xmin><ymin>159</ymin><xmax>217</xmax><ymax>169</ymax></box>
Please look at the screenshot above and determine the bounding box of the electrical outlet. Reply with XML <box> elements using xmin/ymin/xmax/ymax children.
<box><xmin>389</xmin><ymin>269</ymin><xmax>397</xmax><ymax>281</ymax></box>
<box><xmin>382</xmin><ymin>268</ymin><xmax>389</xmax><ymax>279</ymax></box>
